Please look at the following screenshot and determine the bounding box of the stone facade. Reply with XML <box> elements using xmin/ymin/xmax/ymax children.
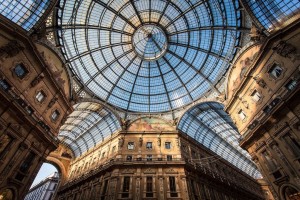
<box><xmin>225</xmin><ymin>20</ymin><xmax>300</xmax><ymax>199</ymax></box>
<box><xmin>56</xmin><ymin>119</ymin><xmax>263</xmax><ymax>200</ymax></box>
<box><xmin>0</xmin><ymin>16</ymin><xmax>72</xmax><ymax>200</ymax></box>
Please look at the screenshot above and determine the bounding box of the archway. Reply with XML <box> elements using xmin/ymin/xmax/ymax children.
<box><xmin>282</xmin><ymin>186</ymin><xmax>300</xmax><ymax>200</ymax></box>
<box><xmin>0</xmin><ymin>188</ymin><xmax>14</xmax><ymax>200</ymax></box>
<box><xmin>24</xmin><ymin>163</ymin><xmax>60</xmax><ymax>200</ymax></box>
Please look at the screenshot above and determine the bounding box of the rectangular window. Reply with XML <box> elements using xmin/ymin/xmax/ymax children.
<box><xmin>101</xmin><ymin>179</ymin><xmax>108</xmax><ymax>200</ymax></box>
<box><xmin>251</xmin><ymin>90</ymin><xmax>261</xmax><ymax>102</ymax></box>
<box><xmin>285</xmin><ymin>79</ymin><xmax>298</xmax><ymax>91</ymax></box>
<box><xmin>14</xmin><ymin>63</ymin><xmax>28</xmax><ymax>79</ymax></box>
<box><xmin>169</xmin><ymin>177</ymin><xmax>178</xmax><ymax>197</ymax></box>
<box><xmin>282</xmin><ymin>134</ymin><xmax>300</xmax><ymax>157</ymax></box>
<box><xmin>51</xmin><ymin>110</ymin><xmax>60</xmax><ymax>121</ymax></box>
<box><xmin>165</xmin><ymin>142</ymin><xmax>171</xmax><ymax>149</ymax></box>
<box><xmin>167</xmin><ymin>155</ymin><xmax>172</xmax><ymax>161</ymax></box>
<box><xmin>0</xmin><ymin>79</ymin><xmax>11</xmax><ymax>91</ymax></box>
<box><xmin>238</xmin><ymin>109</ymin><xmax>246</xmax><ymax>120</ymax></box>
<box><xmin>146</xmin><ymin>177</ymin><xmax>153</xmax><ymax>197</ymax></box>
<box><xmin>146</xmin><ymin>155</ymin><xmax>152</xmax><ymax>161</ymax></box>
<box><xmin>126</xmin><ymin>155</ymin><xmax>132</xmax><ymax>161</ymax></box>
<box><xmin>146</xmin><ymin>142</ymin><xmax>153</xmax><ymax>149</ymax></box>
<box><xmin>20</xmin><ymin>152</ymin><xmax>36</xmax><ymax>173</ymax></box>
<box><xmin>192</xmin><ymin>150</ymin><xmax>197</xmax><ymax>159</ymax></box>
<box><xmin>128</xmin><ymin>142</ymin><xmax>134</xmax><ymax>150</ymax></box>
<box><xmin>36</xmin><ymin>91</ymin><xmax>46</xmax><ymax>102</ymax></box>
<box><xmin>262</xmin><ymin>151</ymin><xmax>278</xmax><ymax>172</ymax></box>
<box><xmin>122</xmin><ymin>177</ymin><xmax>130</xmax><ymax>198</ymax></box>
<box><xmin>268</xmin><ymin>63</ymin><xmax>282</xmax><ymax>79</ymax></box>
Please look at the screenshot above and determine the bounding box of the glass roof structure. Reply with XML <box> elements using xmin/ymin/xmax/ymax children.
<box><xmin>58</xmin><ymin>102</ymin><xmax>121</xmax><ymax>157</ymax></box>
<box><xmin>243</xmin><ymin>0</ymin><xmax>300</xmax><ymax>32</ymax></box>
<box><xmin>177</xmin><ymin>102</ymin><xmax>261</xmax><ymax>178</ymax></box>
<box><xmin>57</xmin><ymin>0</ymin><xmax>242</xmax><ymax>113</ymax></box>
<box><xmin>0</xmin><ymin>0</ymin><xmax>51</xmax><ymax>31</ymax></box>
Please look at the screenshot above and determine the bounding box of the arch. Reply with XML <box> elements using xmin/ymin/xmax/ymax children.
<box><xmin>280</xmin><ymin>184</ymin><xmax>300</xmax><ymax>200</ymax></box>
<box><xmin>0</xmin><ymin>187</ymin><xmax>17</xmax><ymax>200</ymax></box>
<box><xmin>46</xmin><ymin>157</ymin><xmax>67</xmax><ymax>185</ymax></box>
<box><xmin>58</xmin><ymin>102</ymin><xmax>121</xmax><ymax>157</ymax></box>
<box><xmin>177</xmin><ymin>101</ymin><xmax>261</xmax><ymax>178</ymax></box>
<box><xmin>225</xmin><ymin>43</ymin><xmax>262</xmax><ymax>103</ymax></box>
<box><xmin>127</xmin><ymin>116</ymin><xmax>175</xmax><ymax>132</ymax></box>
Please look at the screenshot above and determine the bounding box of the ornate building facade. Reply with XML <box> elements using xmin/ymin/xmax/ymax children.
<box><xmin>225</xmin><ymin>18</ymin><xmax>300</xmax><ymax>200</ymax></box>
<box><xmin>24</xmin><ymin>172</ymin><xmax>60</xmax><ymax>200</ymax></box>
<box><xmin>57</xmin><ymin>118</ymin><xmax>263</xmax><ymax>200</ymax></box>
<box><xmin>0</xmin><ymin>0</ymin><xmax>299</xmax><ymax>200</ymax></box>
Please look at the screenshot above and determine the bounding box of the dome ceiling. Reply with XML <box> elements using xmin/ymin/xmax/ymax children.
<box><xmin>57</xmin><ymin>0</ymin><xmax>242</xmax><ymax>113</ymax></box>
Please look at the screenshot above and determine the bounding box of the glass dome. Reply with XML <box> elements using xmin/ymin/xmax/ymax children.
<box><xmin>57</xmin><ymin>0</ymin><xmax>242</xmax><ymax>112</ymax></box>
<box><xmin>0</xmin><ymin>0</ymin><xmax>51</xmax><ymax>31</ymax></box>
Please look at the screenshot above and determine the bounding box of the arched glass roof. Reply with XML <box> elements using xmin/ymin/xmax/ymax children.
<box><xmin>0</xmin><ymin>0</ymin><xmax>51</xmax><ymax>31</ymax></box>
<box><xmin>57</xmin><ymin>0</ymin><xmax>242</xmax><ymax>113</ymax></box>
<box><xmin>177</xmin><ymin>102</ymin><xmax>261</xmax><ymax>178</ymax></box>
<box><xmin>58</xmin><ymin>102</ymin><xmax>121</xmax><ymax>157</ymax></box>
<box><xmin>243</xmin><ymin>0</ymin><xmax>300</xmax><ymax>32</ymax></box>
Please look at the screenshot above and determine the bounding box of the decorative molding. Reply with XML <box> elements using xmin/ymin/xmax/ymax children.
<box><xmin>165</xmin><ymin>168</ymin><xmax>178</xmax><ymax>174</ymax></box>
<box><xmin>272</xmin><ymin>41</ymin><xmax>299</xmax><ymax>61</ymax></box>
<box><xmin>122</xmin><ymin>168</ymin><xmax>135</xmax><ymax>174</ymax></box>
<box><xmin>144</xmin><ymin>168</ymin><xmax>156</xmax><ymax>174</ymax></box>
<box><xmin>0</xmin><ymin>41</ymin><xmax>24</xmax><ymax>62</ymax></box>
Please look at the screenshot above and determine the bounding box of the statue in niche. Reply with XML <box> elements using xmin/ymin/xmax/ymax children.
<box><xmin>249</xmin><ymin>24</ymin><xmax>265</xmax><ymax>42</ymax></box>
<box><xmin>157</xmin><ymin>137</ymin><xmax>161</xmax><ymax>146</ymax></box>
<box><xmin>253</xmin><ymin>75</ymin><xmax>267</xmax><ymax>88</ymax></box>
<box><xmin>139</xmin><ymin>137</ymin><xmax>143</xmax><ymax>147</ymax></box>
<box><xmin>40</xmin><ymin>52</ymin><xmax>66</xmax><ymax>92</ymax></box>
<box><xmin>216</xmin><ymin>93</ymin><xmax>226</xmax><ymax>102</ymax></box>
<box><xmin>0</xmin><ymin>40</ymin><xmax>24</xmax><ymax>62</ymax></box>
<box><xmin>118</xmin><ymin>136</ymin><xmax>124</xmax><ymax>148</ymax></box>
<box><xmin>121</xmin><ymin>118</ymin><xmax>130</xmax><ymax>130</ymax></box>
<box><xmin>273</xmin><ymin>41</ymin><xmax>299</xmax><ymax>61</ymax></box>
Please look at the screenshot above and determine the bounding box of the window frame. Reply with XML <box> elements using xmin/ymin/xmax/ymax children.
<box><xmin>13</xmin><ymin>63</ymin><xmax>29</xmax><ymax>79</ymax></box>
<box><xmin>238</xmin><ymin>109</ymin><xmax>247</xmax><ymax>121</ymax></box>
<box><xmin>165</xmin><ymin>142</ymin><xmax>171</xmax><ymax>149</ymax></box>
<box><xmin>127</xmin><ymin>142</ymin><xmax>134</xmax><ymax>150</ymax></box>
<box><xmin>35</xmin><ymin>90</ymin><xmax>47</xmax><ymax>103</ymax></box>
<box><xmin>51</xmin><ymin>110</ymin><xmax>60</xmax><ymax>121</ymax></box>
<box><xmin>250</xmin><ymin>89</ymin><xmax>262</xmax><ymax>102</ymax></box>
<box><xmin>146</xmin><ymin>142</ymin><xmax>153</xmax><ymax>150</ymax></box>
<box><xmin>268</xmin><ymin>63</ymin><xmax>283</xmax><ymax>80</ymax></box>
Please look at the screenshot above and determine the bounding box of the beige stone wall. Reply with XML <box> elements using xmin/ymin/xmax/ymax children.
<box><xmin>0</xmin><ymin>17</ymin><xmax>72</xmax><ymax>200</ymax></box>
<box><xmin>226</xmin><ymin>21</ymin><xmax>300</xmax><ymax>199</ymax></box>
<box><xmin>57</xmin><ymin>128</ymin><xmax>264</xmax><ymax>200</ymax></box>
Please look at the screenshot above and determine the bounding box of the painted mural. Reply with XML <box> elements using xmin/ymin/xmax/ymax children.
<box><xmin>36</xmin><ymin>44</ymin><xmax>70</xmax><ymax>98</ymax></box>
<box><xmin>227</xmin><ymin>44</ymin><xmax>261</xmax><ymax>101</ymax></box>
<box><xmin>128</xmin><ymin>117</ymin><xmax>175</xmax><ymax>132</ymax></box>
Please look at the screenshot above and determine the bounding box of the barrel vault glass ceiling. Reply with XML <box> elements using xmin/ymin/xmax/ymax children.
<box><xmin>178</xmin><ymin>102</ymin><xmax>261</xmax><ymax>178</ymax></box>
<box><xmin>56</xmin><ymin>0</ymin><xmax>242</xmax><ymax>113</ymax></box>
<box><xmin>60</xmin><ymin>101</ymin><xmax>261</xmax><ymax>178</ymax></box>
<box><xmin>58</xmin><ymin>102</ymin><xmax>121</xmax><ymax>157</ymax></box>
